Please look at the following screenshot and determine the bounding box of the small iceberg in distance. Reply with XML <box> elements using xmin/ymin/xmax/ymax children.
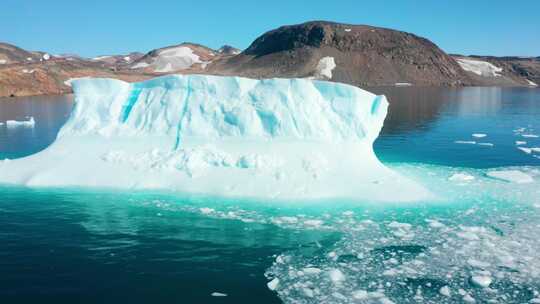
<box><xmin>0</xmin><ymin>75</ymin><xmax>432</xmax><ymax>202</ymax></box>
<box><xmin>5</xmin><ymin>117</ymin><xmax>35</xmax><ymax>128</ymax></box>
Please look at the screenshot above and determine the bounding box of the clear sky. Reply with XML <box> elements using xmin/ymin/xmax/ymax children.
<box><xmin>1</xmin><ymin>0</ymin><xmax>539</xmax><ymax>58</ymax></box>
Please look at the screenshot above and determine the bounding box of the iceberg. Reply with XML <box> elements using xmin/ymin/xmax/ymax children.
<box><xmin>0</xmin><ymin>75</ymin><xmax>431</xmax><ymax>202</ymax></box>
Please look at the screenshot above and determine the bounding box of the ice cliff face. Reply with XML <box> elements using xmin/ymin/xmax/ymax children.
<box><xmin>64</xmin><ymin>75</ymin><xmax>387</xmax><ymax>144</ymax></box>
<box><xmin>0</xmin><ymin>75</ymin><xmax>431</xmax><ymax>202</ymax></box>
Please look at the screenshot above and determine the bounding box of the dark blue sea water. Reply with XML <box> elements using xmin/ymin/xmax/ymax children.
<box><xmin>1</xmin><ymin>87</ymin><xmax>539</xmax><ymax>303</ymax></box>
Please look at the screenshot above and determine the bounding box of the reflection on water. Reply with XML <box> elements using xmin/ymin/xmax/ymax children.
<box><xmin>0</xmin><ymin>95</ymin><xmax>73</xmax><ymax>159</ymax></box>
<box><xmin>371</xmin><ymin>86</ymin><xmax>540</xmax><ymax>167</ymax></box>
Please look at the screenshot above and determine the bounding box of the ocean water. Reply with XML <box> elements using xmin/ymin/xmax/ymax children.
<box><xmin>0</xmin><ymin>87</ymin><xmax>539</xmax><ymax>303</ymax></box>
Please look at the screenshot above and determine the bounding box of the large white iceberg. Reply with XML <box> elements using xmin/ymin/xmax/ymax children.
<box><xmin>0</xmin><ymin>75</ymin><xmax>431</xmax><ymax>202</ymax></box>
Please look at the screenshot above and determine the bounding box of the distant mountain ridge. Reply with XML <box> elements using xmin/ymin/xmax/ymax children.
<box><xmin>1</xmin><ymin>21</ymin><xmax>539</xmax><ymax>97</ymax></box>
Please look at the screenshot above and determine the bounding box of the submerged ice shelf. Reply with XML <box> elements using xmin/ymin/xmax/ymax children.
<box><xmin>0</xmin><ymin>75</ymin><xmax>432</xmax><ymax>201</ymax></box>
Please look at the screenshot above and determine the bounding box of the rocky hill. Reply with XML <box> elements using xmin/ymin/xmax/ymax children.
<box><xmin>208</xmin><ymin>21</ymin><xmax>472</xmax><ymax>86</ymax></box>
<box><xmin>1</xmin><ymin>21</ymin><xmax>539</xmax><ymax>98</ymax></box>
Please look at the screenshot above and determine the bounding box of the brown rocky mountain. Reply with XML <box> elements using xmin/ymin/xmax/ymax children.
<box><xmin>0</xmin><ymin>42</ymin><xmax>46</xmax><ymax>65</ymax></box>
<box><xmin>1</xmin><ymin>21</ymin><xmax>539</xmax><ymax>98</ymax></box>
<box><xmin>208</xmin><ymin>21</ymin><xmax>472</xmax><ymax>86</ymax></box>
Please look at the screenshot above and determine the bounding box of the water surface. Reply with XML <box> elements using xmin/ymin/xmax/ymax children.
<box><xmin>1</xmin><ymin>87</ymin><xmax>539</xmax><ymax>303</ymax></box>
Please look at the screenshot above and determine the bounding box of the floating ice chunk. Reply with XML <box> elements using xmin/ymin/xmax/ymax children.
<box><xmin>395</xmin><ymin>82</ymin><xmax>412</xmax><ymax>87</ymax></box>
<box><xmin>526</xmin><ymin>79</ymin><xmax>538</xmax><ymax>86</ymax></box>
<box><xmin>328</xmin><ymin>269</ymin><xmax>345</xmax><ymax>283</ymax></box>
<box><xmin>352</xmin><ymin>290</ymin><xmax>368</xmax><ymax>300</ymax></box>
<box><xmin>455</xmin><ymin>140</ymin><xmax>476</xmax><ymax>145</ymax></box>
<box><xmin>519</xmin><ymin>147</ymin><xmax>533</xmax><ymax>154</ymax></box>
<box><xmin>302</xmin><ymin>288</ymin><xmax>314</xmax><ymax>297</ymax></box>
<box><xmin>302</xmin><ymin>267</ymin><xmax>322</xmax><ymax>275</ymax></box>
<box><xmin>486</xmin><ymin>170</ymin><xmax>534</xmax><ymax>183</ymax></box>
<box><xmin>472</xmin><ymin>133</ymin><xmax>487</xmax><ymax>138</ymax></box>
<box><xmin>470</xmin><ymin>275</ymin><xmax>492</xmax><ymax>288</ymax></box>
<box><xmin>439</xmin><ymin>286</ymin><xmax>451</xmax><ymax>297</ymax></box>
<box><xmin>522</xmin><ymin>134</ymin><xmax>539</xmax><ymax>138</ymax></box>
<box><xmin>449</xmin><ymin>173</ymin><xmax>475</xmax><ymax>182</ymax></box>
<box><xmin>477</xmin><ymin>143</ymin><xmax>494</xmax><ymax>147</ymax></box>
<box><xmin>463</xmin><ymin>293</ymin><xmax>476</xmax><ymax>303</ymax></box>
<box><xmin>199</xmin><ymin>207</ymin><xmax>215</xmax><ymax>214</ymax></box>
<box><xmin>267</xmin><ymin>278</ymin><xmax>280</xmax><ymax>290</ymax></box>
<box><xmin>6</xmin><ymin>117</ymin><xmax>35</xmax><ymax>128</ymax></box>
<box><xmin>426</xmin><ymin>219</ymin><xmax>445</xmax><ymax>228</ymax></box>
<box><xmin>211</xmin><ymin>292</ymin><xmax>227</xmax><ymax>297</ymax></box>
<box><xmin>304</xmin><ymin>219</ymin><xmax>324</xmax><ymax>227</ymax></box>
<box><xmin>388</xmin><ymin>221</ymin><xmax>412</xmax><ymax>229</ymax></box>
<box><xmin>516</xmin><ymin>141</ymin><xmax>527</xmax><ymax>146</ymax></box>
<box><xmin>467</xmin><ymin>258</ymin><xmax>490</xmax><ymax>268</ymax></box>
<box><xmin>271</xmin><ymin>216</ymin><xmax>298</xmax><ymax>224</ymax></box>
<box><xmin>342</xmin><ymin>211</ymin><xmax>354</xmax><ymax>217</ymax></box>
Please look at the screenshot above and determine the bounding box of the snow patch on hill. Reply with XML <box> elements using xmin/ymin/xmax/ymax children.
<box><xmin>313</xmin><ymin>57</ymin><xmax>336</xmax><ymax>80</ymax></box>
<box><xmin>456</xmin><ymin>58</ymin><xmax>503</xmax><ymax>77</ymax></box>
<box><xmin>132</xmin><ymin>46</ymin><xmax>203</xmax><ymax>72</ymax></box>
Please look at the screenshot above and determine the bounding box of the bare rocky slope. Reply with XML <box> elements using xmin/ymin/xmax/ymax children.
<box><xmin>1</xmin><ymin>21</ymin><xmax>539</xmax><ymax>98</ymax></box>
<box><xmin>209</xmin><ymin>21</ymin><xmax>473</xmax><ymax>86</ymax></box>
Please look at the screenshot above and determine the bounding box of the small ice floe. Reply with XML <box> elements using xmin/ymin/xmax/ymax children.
<box><xmin>486</xmin><ymin>170</ymin><xmax>534</xmax><ymax>183</ymax></box>
<box><xmin>211</xmin><ymin>292</ymin><xmax>227</xmax><ymax>297</ymax></box>
<box><xmin>328</xmin><ymin>269</ymin><xmax>346</xmax><ymax>283</ymax></box>
<box><xmin>303</xmin><ymin>219</ymin><xmax>324</xmax><ymax>227</ymax></box>
<box><xmin>470</xmin><ymin>275</ymin><xmax>493</xmax><ymax>288</ymax></box>
<box><xmin>395</xmin><ymin>82</ymin><xmax>412</xmax><ymax>87</ymax></box>
<box><xmin>199</xmin><ymin>207</ymin><xmax>215</xmax><ymax>214</ymax></box>
<box><xmin>6</xmin><ymin>117</ymin><xmax>35</xmax><ymax>128</ymax></box>
<box><xmin>522</xmin><ymin>134</ymin><xmax>539</xmax><ymax>138</ymax></box>
<box><xmin>344</xmin><ymin>28</ymin><xmax>352</xmax><ymax>32</ymax></box>
<box><xmin>467</xmin><ymin>258</ymin><xmax>490</xmax><ymax>268</ymax></box>
<box><xmin>426</xmin><ymin>219</ymin><xmax>445</xmax><ymax>228</ymax></box>
<box><xmin>455</xmin><ymin>140</ymin><xmax>476</xmax><ymax>145</ymax></box>
<box><xmin>516</xmin><ymin>141</ymin><xmax>527</xmax><ymax>146</ymax></box>
<box><xmin>517</xmin><ymin>147</ymin><xmax>540</xmax><ymax>154</ymax></box>
<box><xmin>342</xmin><ymin>210</ymin><xmax>354</xmax><ymax>217</ymax></box>
<box><xmin>472</xmin><ymin>133</ymin><xmax>487</xmax><ymax>138</ymax></box>
<box><xmin>302</xmin><ymin>267</ymin><xmax>322</xmax><ymax>275</ymax></box>
<box><xmin>463</xmin><ymin>293</ymin><xmax>476</xmax><ymax>303</ymax></box>
<box><xmin>352</xmin><ymin>290</ymin><xmax>368</xmax><ymax>300</ymax></box>
<box><xmin>267</xmin><ymin>278</ymin><xmax>280</xmax><ymax>290</ymax></box>
<box><xmin>439</xmin><ymin>286</ymin><xmax>451</xmax><ymax>297</ymax></box>
<box><xmin>477</xmin><ymin>143</ymin><xmax>494</xmax><ymax>147</ymax></box>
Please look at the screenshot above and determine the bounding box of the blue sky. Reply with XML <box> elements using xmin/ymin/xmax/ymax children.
<box><xmin>1</xmin><ymin>0</ymin><xmax>539</xmax><ymax>57</ymax></box>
